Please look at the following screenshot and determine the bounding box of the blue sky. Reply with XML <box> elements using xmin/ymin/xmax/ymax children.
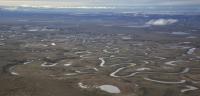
<box><xmin>0</xmin><ymin>0</ymin><xmax>200</xmax><ymax>8</ymax></box>
<box><xmin>0</xmin><ymin>0</ymin><xmax>199</xmax><ymax>14</ymax></box>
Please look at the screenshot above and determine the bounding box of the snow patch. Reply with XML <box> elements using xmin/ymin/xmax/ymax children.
<box><xmin>144</xmin><ymin>77</ymin><xmax>186</xmax><ymax>84</ymax></box>
<box><xmin>181</xmin><ymin>85</ymin><xmax>198</xmax><ymax>93</ymax></box>
<box><xmin>136</xmin><ymin>68</ymin><xmax>151</xmax><ymax>71</ymax></box>
<box><xmin>99</xmin><ymin>85</ymin><xmax>121</xmax><ymax>93</ymax></box>
<box><xmin>51</xmin><ymin>43</ymin><xmax>56</xmax><ymax>46</ymax></box>
<box><xmin>99</xmin><ymin>58</ymin><xmax>105</xmax><ymax>67</ymax></box>
<box><xmin>78</xmin><ymin>82</ymin><xmax>88</xmax><ymax>89</ymax></box>
<box><xmin>41</xmin><ymin>62</ymin><xmax>58</xmax><ymax>67</ymax></box>
<box><xmin>64</xmin><ymin>64</ymin><xmax>72</xmax><ymax>67</ymax></box>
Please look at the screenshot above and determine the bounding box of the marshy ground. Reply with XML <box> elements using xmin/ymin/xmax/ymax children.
<box><xmin>0</xmin><ymin>12</ymin><xmax>200</xmax><ymax>96</ymax></box>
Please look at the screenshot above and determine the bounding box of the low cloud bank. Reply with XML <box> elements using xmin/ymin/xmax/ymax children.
<box><xmin>0</xmin><ymin>7</ymin><xmax>19</xmax><ymax>11</ymax></box>
<box><xmin>146</xmin><ymin>19</ymin><xmax>178</xmax><ymax>26</ymax></box>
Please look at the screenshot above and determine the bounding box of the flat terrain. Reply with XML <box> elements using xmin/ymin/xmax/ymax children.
<box><xmin>0</xmin><ymin>11</ymin><xmax>200</xmax><ymax>96</ymax></box>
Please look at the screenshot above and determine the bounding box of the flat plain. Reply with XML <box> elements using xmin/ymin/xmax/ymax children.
<box><xmin>0</xmin><ymin>11</ymin><xmax>200</xmax><ymax>96</ymax></box>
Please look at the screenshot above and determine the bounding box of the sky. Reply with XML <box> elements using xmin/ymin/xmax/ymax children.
<box><xmin>0</xmin><ymin>0</ymin><xmax>200</xmax><ymax>8</ymax></box>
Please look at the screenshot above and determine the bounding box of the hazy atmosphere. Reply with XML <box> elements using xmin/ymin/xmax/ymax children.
<box><xmin>0</xmin><ymin>0</ymin><xmax>200</xmax><ymax>96</ymax></box>
<box><xmin>0</xmin><ymin>0</ymin><xmax>200</xmax><ymax>8</ymax></box>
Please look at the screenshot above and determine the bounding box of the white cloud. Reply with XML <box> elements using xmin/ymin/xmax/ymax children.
<box><xmin>0</xmin><ymin>1</ymin><xmax>116</xmax><ymax>10</ymax></box>
<box><xmin>0</xmin><ymin>6</ymin><xmax>19</xmax><ymax>11</ymax></box>
<box><xmin>146</xmin><ymin>19</ymin><xmax>178</xmax><ymax>26</ymax></box>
